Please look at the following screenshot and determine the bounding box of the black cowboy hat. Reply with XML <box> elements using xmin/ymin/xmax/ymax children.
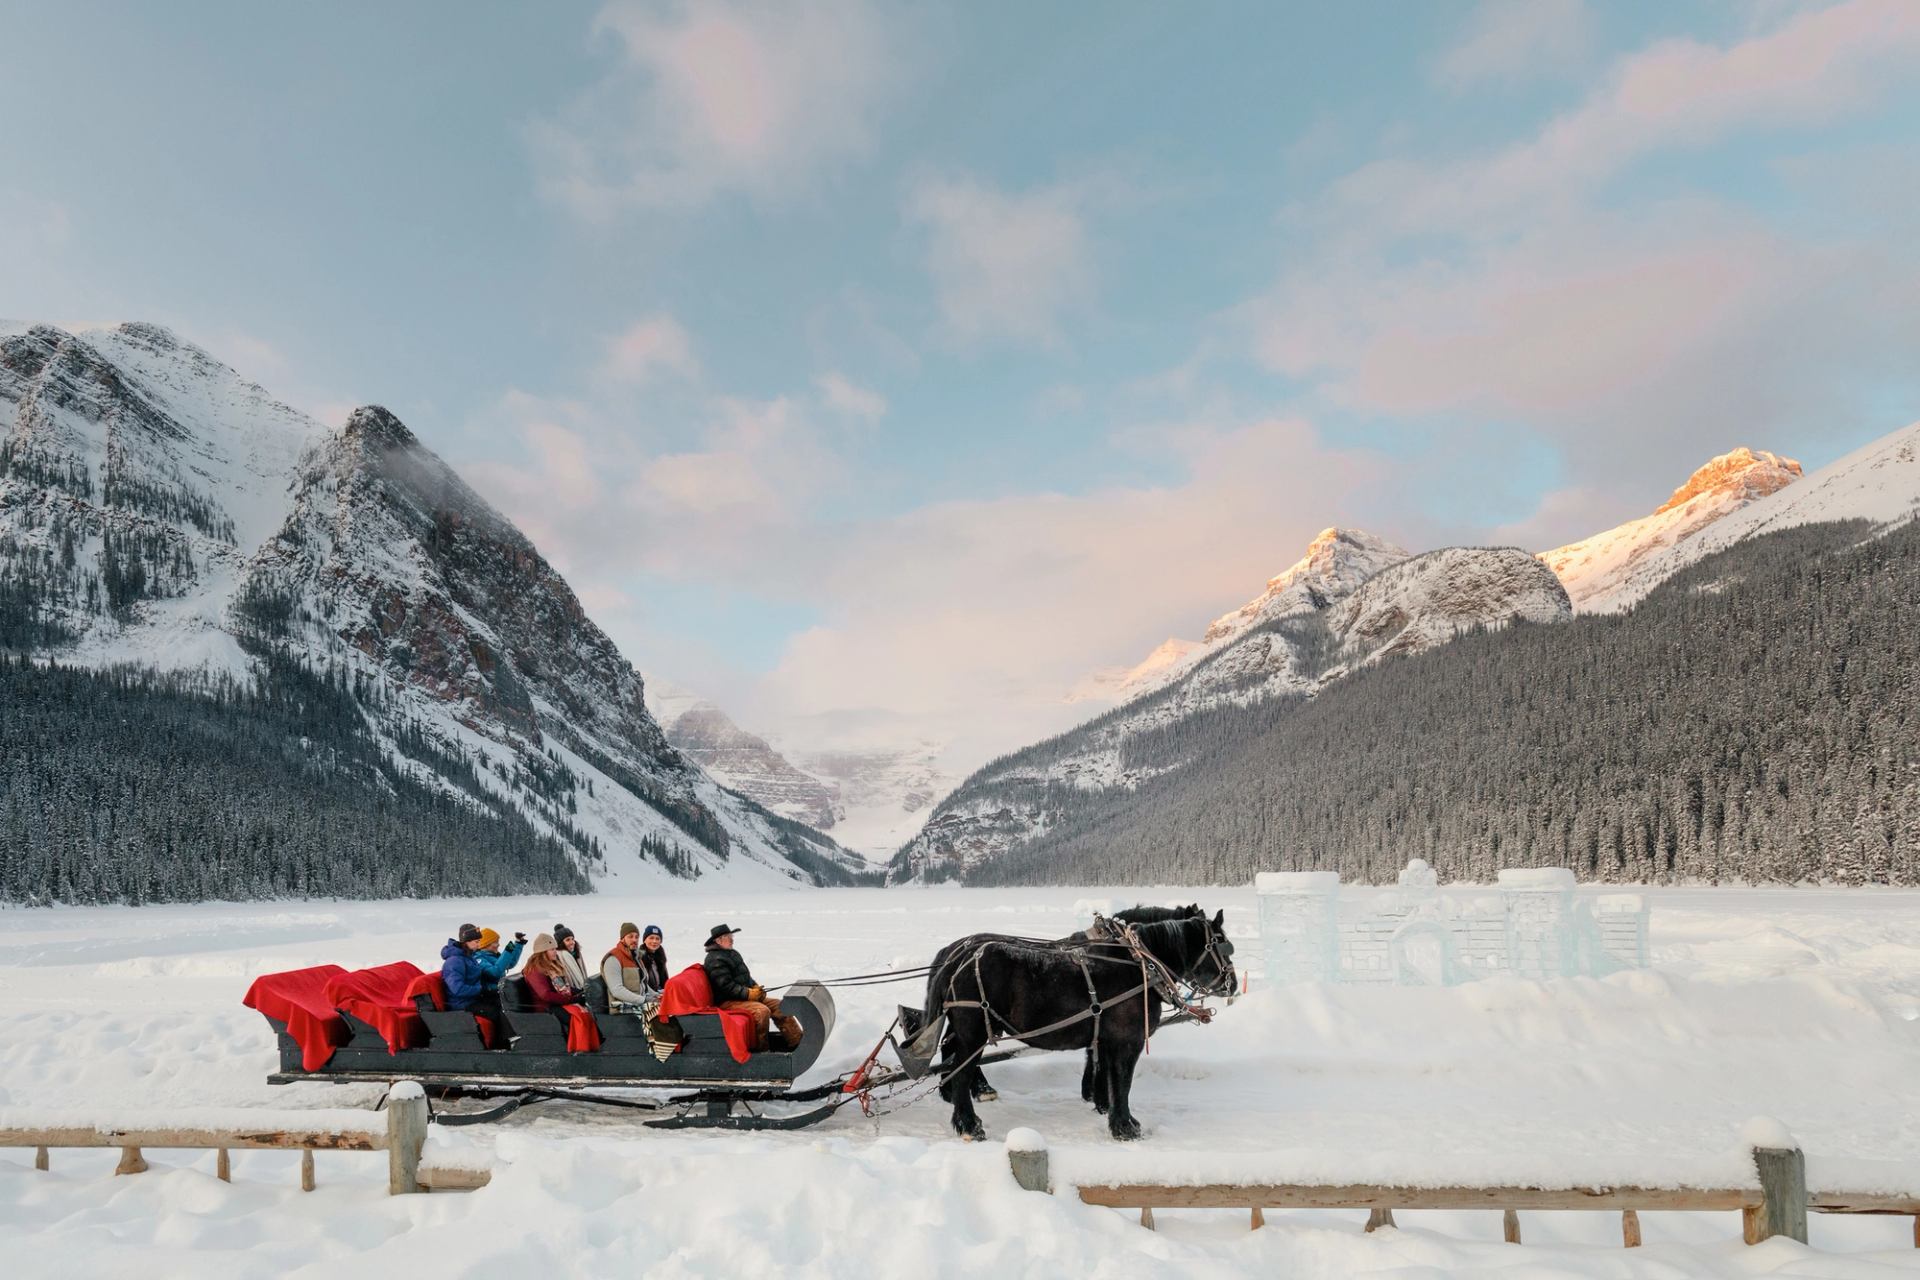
<box><xmin>706</xmin><ymin>923</ymin><xmax>741</xmax><ymax>944</ymax></box>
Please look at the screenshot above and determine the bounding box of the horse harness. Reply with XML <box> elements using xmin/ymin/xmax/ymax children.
<box><xmin>937</xmin><ymin>914</ymin><xmax>1227</xmax><ymax>1075</ymax></box>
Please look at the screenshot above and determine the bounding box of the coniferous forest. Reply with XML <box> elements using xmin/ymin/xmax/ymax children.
<box><xmin>0</xmin><ymin>651</ymin><xmax>591</xmax><ymax>905</ymax></box>
<box><xmin>974</xmin><ymin>518</ymin><xmax>1920</xmax><ymax>887</ymax></box>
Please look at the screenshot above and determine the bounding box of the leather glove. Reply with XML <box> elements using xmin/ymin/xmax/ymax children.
<box><xmin>513</xmin><ymin>931</ymin><xmax>527</xmax><ymax>944</ymax></box>
<box><xmin>748</xmin><ymin>986</ymin><xmax>765</xmax><ymax>1002</ymax></box>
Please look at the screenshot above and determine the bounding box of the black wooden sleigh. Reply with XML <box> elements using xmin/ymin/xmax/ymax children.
<box><xmin>244</xmin><ymin>960</ymin><xmax>838</xmax><ymax>1129</ymax></box>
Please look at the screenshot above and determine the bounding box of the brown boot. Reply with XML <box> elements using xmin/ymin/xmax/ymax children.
<box><xmin>776</xmin><ymin>1015</ymin><xmax>804</xmax><ymax>1050</ymax></box>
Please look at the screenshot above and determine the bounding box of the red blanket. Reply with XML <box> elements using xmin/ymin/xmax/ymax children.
<box><xmin>243</xmin><ymin>965</ymin><xmax>351</xmax><ymax>1071</ymax></box>
<box><xmin>323</xmin><ymin>961</ymin><xmax>428</xmax><ymax>1053</ymax></box>
<box><xmin>660</xmin><ymin>965</ymin><xmax>753</xmax><ymax>1063</ymax></box>
<box><xmin>563</xmin><ymin>1005</ymin><xmax>602</xmax><ymax>1053</ymax></box>
<box><xmin>402</xmin><ymin>970</ymin><xmax>503</xmax><ymax>1049</ymax></box>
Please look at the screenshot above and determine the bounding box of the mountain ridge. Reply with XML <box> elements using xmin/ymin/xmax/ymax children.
<box><xmin>0</xmin><ymin>322</ymin><xmax>868</xmax><ymax>896</ymax></box>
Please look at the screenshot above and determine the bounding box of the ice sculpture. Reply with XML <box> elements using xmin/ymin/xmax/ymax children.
<box><xmin>1254</xmin><ymin>862</ymin><xmax>1650</xmax><ymax>986</ymax></box>
<box><xmin>1254</xmin><ymin>872</ymin><xmax>1339</xmax><ymax>985</ymax></box>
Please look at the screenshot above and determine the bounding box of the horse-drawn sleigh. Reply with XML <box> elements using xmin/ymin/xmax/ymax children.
<box><xmin>243</xmin><ymin>905</ymin><xmax>1235</xmax><ymax>1138</ymax></box>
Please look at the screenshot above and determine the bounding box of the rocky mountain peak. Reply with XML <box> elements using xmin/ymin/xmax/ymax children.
<box><xmin>344</xmin><ymin>404</ymin><xmax>419</xmax><ymax>451</ymax></box>
<box><xmin>1202</xmin><ymin>526</ymin><xmax>1409</xmax><ymax>644</ymax></box>
<box><xmin>1545</xmin><ymin>446</ymin><xmax>1804</xmax><ymax>613</ymax></box>
<box><xmin>1327</xmin><ymin>546</ymin><xmax>1570</xmax><ymax>664</ymax></box>
<box><xmin>1654</xmin><ymin>447</ymin><xmax>1802</xmax><ymax>515</ymax></box>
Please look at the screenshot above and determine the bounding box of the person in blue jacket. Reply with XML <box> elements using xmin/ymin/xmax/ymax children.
<box><xmin>440</xmin><ymin>923</ymin><xmax>525</xmax><ymax>1023</ymax></box>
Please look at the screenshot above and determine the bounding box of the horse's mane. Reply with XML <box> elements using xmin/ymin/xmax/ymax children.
<box><xmin>1116</xmin><ymin>915</ymin><xmax>1203</xmax><ymax>968</ymax></box>
<box><xmin>1115</xmin><ymin>903</ymin><xmax>1199</xmax><ymax>925</ymax></box>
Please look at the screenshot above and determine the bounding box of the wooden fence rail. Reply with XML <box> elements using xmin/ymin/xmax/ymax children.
<box><xmin>1006</xmin><ymin>1134</ymin><xmax>1920</xmax><ymax>1249</ymax></box>
<box><xmin>0</xmin><ymin>1082</ymin><xmax>435</xmax><ymax>1195</ymax></box>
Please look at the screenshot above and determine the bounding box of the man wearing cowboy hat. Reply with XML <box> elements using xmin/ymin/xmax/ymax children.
<box><xmin>702</xmin><ymin>923</ymin><xmax>803</xmax><ymax>1052</ymax></box>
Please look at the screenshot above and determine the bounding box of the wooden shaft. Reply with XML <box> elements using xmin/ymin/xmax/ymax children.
<box><xmin>1621</xmin><ymin>1209</ymin><xmax>1641</xmax><ymax>1247</ymax></box>
<box><xmin>300</xmin><ymin>1148</ymin><xmax>315</xmax><ymax>1192</ymax></box>
<box><xmin>1503</xmin><ymin>1208</ymin><xmax>1521</xmax><ymax>1244</ymax></box>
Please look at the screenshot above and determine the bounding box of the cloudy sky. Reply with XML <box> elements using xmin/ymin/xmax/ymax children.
<box><xmin>4</xmin><ymin>0</ymin><xmax>1918</xmax><ymax>768</ymax></box>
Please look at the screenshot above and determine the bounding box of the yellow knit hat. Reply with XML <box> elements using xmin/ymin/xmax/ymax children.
<box><xmin>477</xmin><ymin>927</ymin><xmax>500</xmax><ymax>949</ymax></box>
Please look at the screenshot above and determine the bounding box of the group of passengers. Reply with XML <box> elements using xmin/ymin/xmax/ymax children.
<box><xmin>437</xmin><ymin>919</ymin><xmax>802</xmax><ymax>1052</ymax></box>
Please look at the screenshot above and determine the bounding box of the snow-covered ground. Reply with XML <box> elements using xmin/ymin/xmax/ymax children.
<box><xmin>2</xmin><ymin>885</ymin><xmax>1918</xmax><ymax>1278</ymax></box>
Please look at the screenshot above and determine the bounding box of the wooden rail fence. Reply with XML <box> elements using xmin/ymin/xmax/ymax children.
<box><xmin>0</xmin><ymin>1082</ymin><xmax>455</xmax><ymax>1196</ymax></box>
<box><xmin>1003</xmin><ymin>1130</ymin><xmax>1920</xmax><ymax>1249</ymax></box>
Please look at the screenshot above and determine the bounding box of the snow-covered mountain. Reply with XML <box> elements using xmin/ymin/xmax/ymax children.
<box><xmin>1070</xmin><ymin>528</ymin><xmax>1411</xmax><ymax>705</ymax></box>
<box><xmin>1562</xmin><ymin>427</ymin><xmax>1920</xmax><ymax>613</ymax></box>
<box><xmin>1326</xmin><ymin>546</ymin><xmax>1569</xmax><ymax>663</ymax></box>
<box><xmin>650</xmin><ymin>697</ymin><xmax>841</xmax><ymax>832</ymax></box>
<box><xmin>0</xmin><ymin>322</ymin><xmax>868</xmax><ymax>889</ymax></box>
<box><xmin>893</xmin><ymin>530</ymin><xmax>1566</xmax><ymax>881</ymax></box>
<box><xmin>1544</xmin><ymin>448</ymin><xmax>1803</xmax><ymax>611</ymax></box>
<box><xmin>793</xmin><ymin>739</ymin><xmax>954</xmax><ymax>857</ymax></box>
<box><xmin>641</xmin><ymin>677</ymin><xmax>952</xmax><ymax>858</ymax></box>
<box><xmin>1545</xmin><ymin>428</ymin><xmax>1920</xmax><ymax>612</ymax></box>
<box><xmin>1203</xmin><ymin>526</ymin><xmax>1412</xmax><ymax>646</ymax></box>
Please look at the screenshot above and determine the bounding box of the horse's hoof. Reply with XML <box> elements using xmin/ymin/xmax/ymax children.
<box><xmin>1093</xmin><ymin>1102</ymin><xmax>1109</xmax><ymax>1115</ymax></box>
<box><xmin>956</xmin><ymin>1122</ymin><xmax>987</xmax><ymax>1142</ymax></box>
<box><xmin>974</xmin><ymin>1087</ymin><xmax>998</xmax><ymax>1102</ymax></box>
<box><xmin>1110</xmin><ymin>1120</ymin><xmax>1143</xmax><ymax>1141</ymax></box>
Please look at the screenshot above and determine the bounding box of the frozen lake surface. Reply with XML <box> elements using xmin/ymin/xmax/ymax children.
<box><xmin>1</xmin><ymin>884</ymin><xmax>1918</xmax><ymax>1277</ymax></box>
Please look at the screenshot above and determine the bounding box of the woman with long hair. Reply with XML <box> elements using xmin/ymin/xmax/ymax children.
<box><xmin>520</xmin><ymin>933</ymin><xmax>579</xmax><ymax>1010</ymax></box>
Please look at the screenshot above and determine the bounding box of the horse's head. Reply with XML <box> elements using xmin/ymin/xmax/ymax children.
<box><xmin>1137</xmin><ymin>911</ymin><xmax>1237</xmax><ymax>999</ymax></box>
<box><xmin>1187</xmin><ymin>909</ymin><xmax>1236</xmax><ymax>998</ymax></box>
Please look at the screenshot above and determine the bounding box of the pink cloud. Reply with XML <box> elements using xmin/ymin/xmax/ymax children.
<box><xmin>1318</xmin><ymin>0</ymin><xmax>1920</xmax><ymax>241</ymax></box>
<box><xmin>908</xmin><ymin>174</ymin><xmax>1093</xmax><ymax>345</ymax></box>
<box><xmin>534</xmin><ymin>0</ymin><xmax>906</xmax><ymax>214</ymax></box>
<box><xmin>1434</xmin><ymin>0</ymin><xmax>1593</xmax><ymax>88</ymax></box>
<box><xmin>815</xmin><ymin>371</ymin><xmax>887</xmax><ymax>421</ymax></box>
<box><xmin>604</xmin><ymin>314</ymin><xmax>698</xmax><ymax>383</ymax></box>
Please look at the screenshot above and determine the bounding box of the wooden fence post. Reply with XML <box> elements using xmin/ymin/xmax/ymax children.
<box><xmin>216</xmin><ymin>1148</ymin><xmax>230</xmax><ymax>1182</ymax></box>
<box><xmin>1621</xmin><ymin>1208</ymin><xmax>1641</xmax><ymax>1247</ymax></box>
<box><xmin>1503</xmin><ymin>1208</ymin><xmax>1522</xmax><ymax>1244</ymax></box>
<box><xmin>1365</xmin><ymin>1207</ymin><xmax>1396</xmax><ymax>1233</ymax></box>
<box><xmin>387</xmin><ymin>1081</ymin><xmax>429</xmax><ymax>1196</ymax></box>
<box><xmin>115</xmin><ymin>1147</ymin><xmax>147</xmax><ymax>1175</ymax></box>
<box><xmin>299</xmin><ymin>1148</ymin><xmax>315</xmax><ymax>1192</ymax></box>
<box><xmin>34</xmin><ymin>1146</ymin><xmax>48</xmax><ymax>1172</ymax></box>
<box><xmin>1745</xmin><ymin>1146</ymin><xmax>1807</xmax><ymax>1245</ymax></box>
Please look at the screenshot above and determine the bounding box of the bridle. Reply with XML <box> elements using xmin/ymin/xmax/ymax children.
<box><xmin>1190</xmin><ymin>914</ymin><xmax>1238</xmax><ymax>1000</ymax></box>
<box><xmin>1093</xmin><ymin>914</ymin><xmax>1235</xmax><ymax>1023</ymax></box>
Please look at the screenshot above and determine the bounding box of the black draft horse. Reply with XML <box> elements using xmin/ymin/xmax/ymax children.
<box><xmin>907</xmin><ymin>903</ymin><xmax>1205</xmax><ymax>1106</ymax></box>
<box><xmin>926</xmin><ymin>911</ymin><xmax>1235</xmax><ymax>1141</ymax></box>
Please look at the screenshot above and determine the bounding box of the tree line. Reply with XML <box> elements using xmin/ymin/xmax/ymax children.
<box><xmin>0</xmin><ymin>651</ymin><xmax>592</xmax><ymax>905</ymax></box>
